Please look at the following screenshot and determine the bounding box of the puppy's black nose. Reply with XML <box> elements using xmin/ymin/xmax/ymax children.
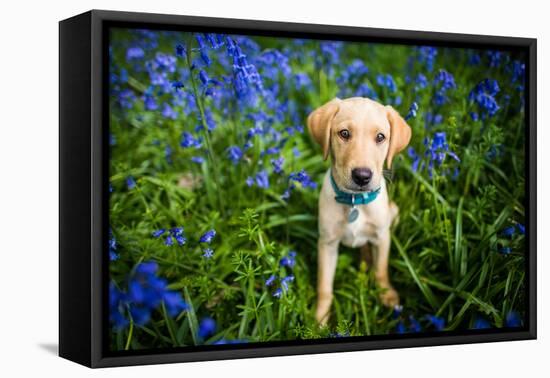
<box><xmin>351</xmin><ymin>168</ymin><xmax>373</xmax><ymax>186</ymax></box>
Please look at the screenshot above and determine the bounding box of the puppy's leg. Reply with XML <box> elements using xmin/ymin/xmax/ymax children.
<box><xmin>315</xmin><ymin>238</ymin><xmax>339</xmax><ymax>325</ymax></box>
<box><xmin>373</xmin><ymin>229</ymin><xmax>399</xmax><ymax>307</ymax></box>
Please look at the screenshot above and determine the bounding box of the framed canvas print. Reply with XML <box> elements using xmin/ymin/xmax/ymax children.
<box><xmin>59</xmin><ymin>10</ymin><xmax>537</xmax><ymax>368</ymax></box>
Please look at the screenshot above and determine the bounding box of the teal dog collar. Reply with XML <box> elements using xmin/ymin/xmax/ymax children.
<box><xmin>330</xmin><ymin>171</ymin><xmax>380</xmax><ymax>222</ymax></box>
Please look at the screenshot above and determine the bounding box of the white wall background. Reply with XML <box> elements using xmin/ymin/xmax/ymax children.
<box><xmin>0</xmin><ymin>0</ymin><xmax>546</xmax><ymax>376</ymax></box>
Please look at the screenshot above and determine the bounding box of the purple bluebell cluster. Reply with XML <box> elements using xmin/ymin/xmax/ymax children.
<box><xmin>469</xmin><ymin>79</ymin><xmax>500</xmax><ymax>119</ymax></box>
<box><xmin>247</xmin><ymin>170</ymin><xmax>270</xmax><ymax>189</ymax></box>
<box><xmin>109</xmin><ymin>229</ymin><xmax>119</xmax><ymax>261</ymax></box>
<box><xmin>227</xmin><ymin>145</ymin><xmax>243</xmax><ymax>165</ymax></box>
<box><xmin>180</xmin><ymin>132</ymin><xmax>202</xmax><ymax>148</ymax></box>
<box><xmin>376</xmin><ymin>74</ymin><xmax>397</xmax><ymax>93</ymax></box>
<box><xmin>126</xmin><ymin>176</ymin><xmax>136</xmax><ymax>190</ymax></box>
<box><xmin>152</xmin><ymin>227</ymin><xmax>187</xmax><ymax>246</ymax></box>
<box><xmin>199</xmin><ymin>229</ymin><xmax>216</xmax><ymax>244</ymax></box>
<box><xmin>198</xmin><ymin>317</ymin><xmax>217</xmax><ymax>339</ymax></box>
<box><xmin>405</xmin><ymin>102</ymin><xmax>419</xmax><ymax>121</ymax></box>
<box><xmin>407</xmin><ymin>132</ymin><xmax>460</xmax><ymax>177</ymax></box>
<box><xmin>281</xmin><ymin>169</ymin><xmax>317</xmax><ymax>200</ymax></box>
<box><xmin>416</xmin><ymin>46</ymin><xmax>438</xmax><ymax>71</ymax></box>
<box><xmin>266</xmin><ymin>251</ymin><xmax>298</xmax><ymax>299</ymax></box>
<box><xmin>109</xmin><ymin>261</ymin><xmax>188</xmax><ymax>329</ymax></box>
<box><xmin>425</xmin><ymin>314</ymin><xmax>445</xmax><ymax>331</ymax></box>
<box><xmin>433</xmin><ymin>69</ymin><xmax>456</xmax><ymax>106</ymax></box>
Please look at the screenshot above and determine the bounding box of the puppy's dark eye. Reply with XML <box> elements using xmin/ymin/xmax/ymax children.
<box><xmin>339</xmin><ymin>129</ymin><xmax>351</xmax><ymax>140</ymax></box>
<box><xmin>376</xmin><ymin>133</ymin><xmax>386</xmax><ymax>144</ymax></box>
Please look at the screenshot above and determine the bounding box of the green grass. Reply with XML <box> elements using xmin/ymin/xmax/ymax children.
<box><xmin>108</xmin><ymin>29</ymin><xmax>526</xmax><ymax>350</ymax></box>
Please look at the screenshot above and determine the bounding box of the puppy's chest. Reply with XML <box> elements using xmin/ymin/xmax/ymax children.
<box><xmin>340</xmin><ymin>209</ymin><xmax>381</xmax><ymax>248</ymax></box>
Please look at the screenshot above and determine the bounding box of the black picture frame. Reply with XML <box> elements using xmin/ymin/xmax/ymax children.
<box><xmin>59</xmin><ymin>9</ymin><xmax>537</xmax><ymax>368</ymax></box>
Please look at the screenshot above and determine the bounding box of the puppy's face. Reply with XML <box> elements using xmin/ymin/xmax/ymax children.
<box><xmin>308</xmin><ymin>97</ymin><xmax>411</xmax><ymax>192</ymax></box>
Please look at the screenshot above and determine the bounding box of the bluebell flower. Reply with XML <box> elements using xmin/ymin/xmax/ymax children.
<box><xmin>255</xmin><ymin>170</ymin><xmax>270</xmax><ymax>189</ymax></box>
<box><xmin>175</xmin><ymin>44</ymin><xmax>186</xmax><ymax>58</ymax></box>
<box><xmin>163</xmin><ymin>291</ymin><xmax>188</xmax><ymax>317</ymax></box>
<box><xmin>376</xmin><ymin>74</ymin><xmax>397</xmax><ymax>93</ymax></box>
<box><xmin>117</xmin><ymin>89</ymin><xmax>137</xmax><ymax>109</ymax></box>
<box><xmin>416</xmin><ymin>46</ymin><xmax>437</xmax><ymax>71</ymax></box>
<box><xmin>487</xmin><ymin>50</ymin><xmax>503</xmax><ymax>67</ymax></box>
<box><xmin>165</xmin><ymin>145</ymin><xmax>172</xmax><ymax>164</ymax></box>
<box><xmin>109</xmin><ymin>282</ymin><xmax>129</xmax><ymax>330</ymax></box>
<box><xmin>289</xmin><ymin>170</ymin><xmax>317</xmax><ymax>189</ymax></box>
<box><xmin>415</xmin><ymin>73</ymin><xmax>428</xmax><ymax>90</ymax></box>
<box><xmin>198</xmin><ymin>317</ymin><xmax>217</xmax><ymax>339</ymax></box>
<box><xmin>511</xmin><ymin>61</ymin><xmax>525</xmax><ymax>85</ymax></box>
<box><xmin>502</xmin><ymin>226</ymin><xmax>516</xmax><ymax>238</ymax></box>
<box><xmin>469</xmin><ymin>52</ymin><xmax>481</xmax><ymax>65</ymax></box>
<box><xmin>473</xmin><ymin>317</ymin><xmax>491</xmax><ymax>329</ymax></box>
<box><xmin>279</xmin><ymin>251</ymin><xmax>297</xmax><ymax>269</ymax></box>
<box><xmin>424</xmin><ymin>132</ymin><xmax>460</xmax><ymax>177</ymax></box>
<box><xmin>152</xmin><ymin>229</ymin><xmax>166</xmax><ymax>238</ymax></box>
<box><xmin>126</xmin><ymin>46</ymin><xmax>145</xmax><ymax>61</ymax></box>
<box><xmin>433</xmin><ymin>69</ymin><xmax>456</xmax><ymax>105</ymax></box>
<box><xmin>265</xmin><ymin>274</ymin><xmax>276</xmax><ymax>286</ymax></box>
<box><xmin>396</xmin><ymin>321</ymin><xmax>407</xmax><ymax>334</ymax></box>
<box><xmin>409</xmin><ymin>316</ymin><xmax>422</xmax><ymax>332</ymax></box>
<box><xmin>164</xmin><ymin>235</ymin><xmax>174</xmax><ymax>246</ymax></box>
<box><xmin>180</xmin><ymin>132</ymin><xmax>202</xmax><ymax>148</ymax></box>
<box><xmin>109</xmin><ymin>229</ymin><xmax>118</xmax><ymax>261</ymax></box>
<box><xmin>205</xmin><ymin>33</ymin><xmax>224</xmax><ymax>49</ymax></box>
<box><xmin>196</xmin><ymin>109</ymin><xmax>217</xmax><ymax>132</ymax></box>
<box><xmin>172</xmin><ymin>81</ymin><xmax>184</xmax><ymax>91</ymax></box>
<box><xmin>227</xmin><ymin>146</ymin><xmax>243</xmax><ymax>165</ymax></box>
<box><xmin>505</xmin><ymin>311</ymin><xmax>522</xmax><ymax>327</ymax></box>
<box><xmin>129</xmin><ymin>306</ymin><xmax>151</xmax><ymax>326</ymax></box>
<box><xmin>225</xmin><ymin>36</ymin><xmax>263</xmax><ymax>107</ymax></box>
<box><xmin>155</xmin><ymin>227</ymin><xmax>186</xmax><ymax>246</ymax></box>
<box><xmin>499</xmin><ymin>246</ymin><xmax>512</xmax><ymax>255</ymax></box>
<box><xmin>199</xmin><ymin>70</ymin><xmax>210</xmax><ymax>85</ymax></box>
<box><xmin>294</xmin><ymin>73</ymin><xmax>312</xmax><ymax>89</ymax></box>
<box><xmin>405</xmin><ymin>102</ymin><xmax>419</xmax><ymax>120</ymax></box>
<box><xmin>126</xmin><ymin>176</ymin><xmax>136</xmax><ymax>190</ymax></box>
<box><xmin>281</xmin><ymin>275</ymin><xmax>295</xmax><ymax>291</ymax></box>
<box><xmin>108</xmin><ymin>260</ymin><xmax>189</xmax><ymax>328</ymax></box>
<box><xmin>470</xmin><ymin>112</ymin><xmax>479</xmax><ymax>121</ymax></box>
<box><xmin>408</xmin><ymin>147</ymin><xmax>421</xmax><ymax>172</ymax></box>
<box><xmin>143</xmin><ymin>94</ymin><xmax>158</xmax><ymax>111</ymax></box>
<box><xmin>292</xmin><ymin>147</ymin><xmax>300</xmax><ymax>157</ymax></box>
<box><xmin>272</xmin><ymin>288</ymin><xmax>283</xmax><ymax>298</ymax></box>
<box><xmin>199</xmin><ymin>229</ymin><xmax>216</xmax><ymax>243</ymax></box>
<box><xmin>191</xmin><ymin>156</ymin><xmax>205</xmax><ymax>164</ymax></box>
<box><xmin>516</xmin><ymin>223</ymin><xmax>525</xmax><ymax>235</ymax></box>
<box><xmin>203</xmin><ymin>248</ymin><xmax>214</xmax><ymax>259</ymax></box>
<box><xmin>271</xmin><ymin>156</ymin><xmax>284</xmax><ymax>174</ymax></box>
<box><xmin>161</xmin><ymin>103</ymin><xmax>177</xmax><ymax>120</ymax></box>
<box><xmin>425</xmin><ymin>315</ymin><xmax>445</xmax><ymax>331</ymax></box>
<box><xmin>469</xmin><ymin>79</ymin><xmax>500</xmax><ymax>118</ymax></box>
<box><xmin>245</xmin><ymin>176</ymin><xmax>254</xmax><ymax>187</ymax></box>
<box><xmin>355</xmin><ymin>83</ymin><xmax>378</xmax><ymax>99</ymax></box>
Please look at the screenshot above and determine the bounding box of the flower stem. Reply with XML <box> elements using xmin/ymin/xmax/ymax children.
<box><xmin>184</xmin><ymin>39</ymin><xmax>224</xmax><ymax>214</ymax></box>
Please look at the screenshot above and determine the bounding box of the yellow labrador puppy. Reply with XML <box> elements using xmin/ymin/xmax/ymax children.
<box><xmin>307</xmin><ymin>97</ymin><xmax>411</xmax><ymax>325</ymax></box>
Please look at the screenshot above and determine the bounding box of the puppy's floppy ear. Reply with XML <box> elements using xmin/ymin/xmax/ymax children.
<box><xmin>307</xmin><ymin>98</ymin><xmax>341</xmax><ymax>160</ymax></box>
<box><xmin>386</xmin><ymin>105</ymin><xmax>412</xmax><ymax>169</ymax></box>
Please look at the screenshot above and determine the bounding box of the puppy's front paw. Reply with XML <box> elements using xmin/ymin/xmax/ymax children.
<box><xmin>379</xmin><ymin>287</ymin><xmax>400</xmax><ymax>308</ymax></box>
